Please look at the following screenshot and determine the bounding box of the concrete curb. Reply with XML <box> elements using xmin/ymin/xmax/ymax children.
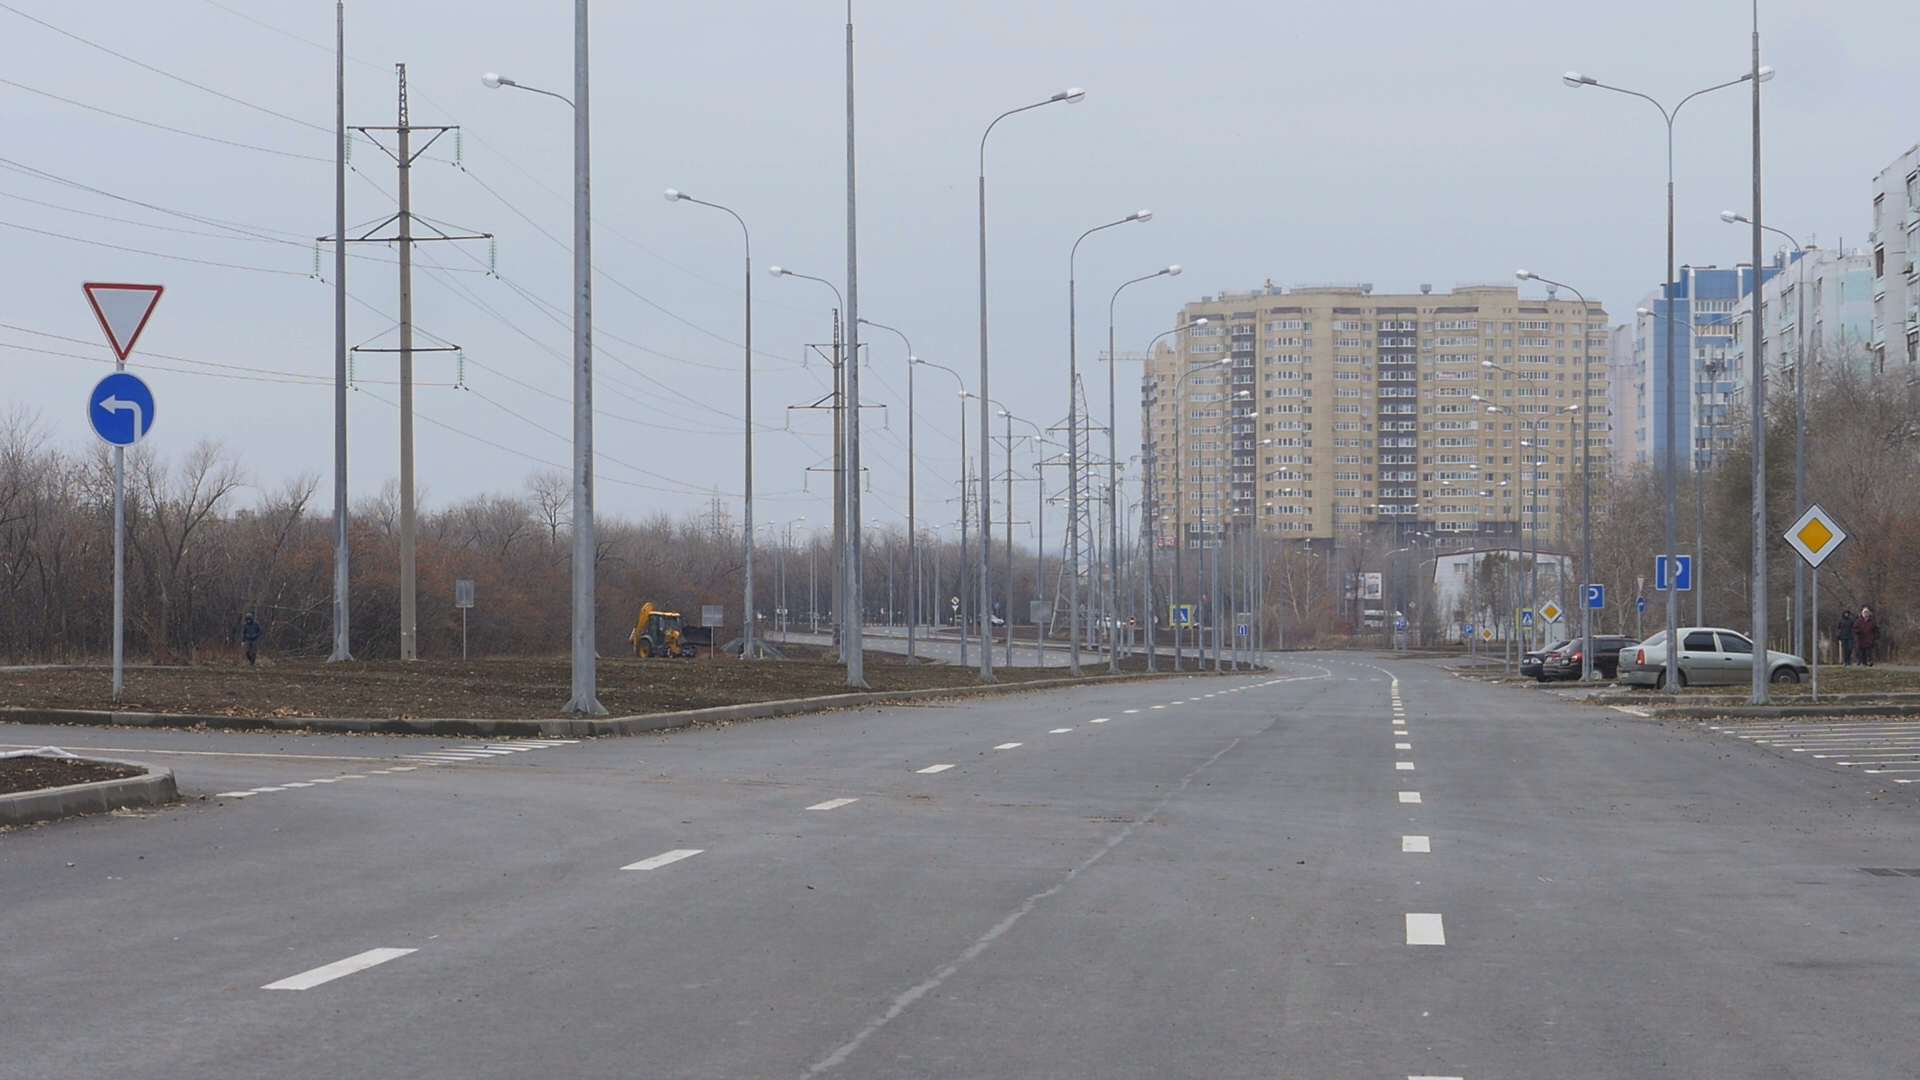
<box><xmin>0</xmin><ymin>755</ymin><xmax>179</xmax><ymax>827</ymax></box>
<box><xmin>1645</xmin><ymin>704</ymin><xmax>1920</xmax><ymax>721</ymax></box>
<box><xmin>1</xmin><ymin>668</ymin><xmax>1244</xmax><ymax>740</ymax></box>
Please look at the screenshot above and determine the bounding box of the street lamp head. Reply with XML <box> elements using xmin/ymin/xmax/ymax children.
<box><xmin>1058</xmin><ymin>87</ymin><xmax>1088</xmax><ymax>103</ymax></box>
<box><xmin>1469</xmin><ymin>394</ymin><xmax>1484</xmax><ymax>401</ymax></box>
<box><xmin>481</xmin><ymin>72</ymin><xmax>513</xmax><ymax>89</ymax></box>
<box><xmin>1636</xmin><ymin>306</ymin><xmax>1653</xmax><ymax>317</ymax></box>
<box><xmin>1757</xmin><ymin>65</ymin><xmax>1775</xmax><ymax>82</ymax></box>
<box><xmin>768</xmin><ymin>265</ymin><xmax>787</xmax><ymax>277</ymax></box>
<box><xmin>1720</xmin><ymin>209</ymin><xmax>1747</xmax><ymax>224</ymax></box>
<box><xmin>1486</xmin><ymin>405</ymin><xmax>1501</xmax><ymax>414</ymax></box>
<box><xmin>663</xmin><ymin>188</ymin><xmax>684</xmax><ymax>202</ymax></box>
<box><xmin>1129</xmin><ymin>209</ymin><xmax>1153</xmax><ymax>222</ymax></box>
<box><xmin>1188</xmin><ymin>317</ymin><xmax>1208</xmax><ymax>327</ymax></box>
<box><xmin>1562</xmin><ymin>71</ymin><xmax>1596</xmax><ymax>88</ymax></box>
<box><xmin>1515</xmin><ymin>269</ymin><xmax>1533</xmax><ymax>281</ymax></box>
<box><xmin>1165</xmin><ymin>264</ymin><xmax>1182</xmax><ymax>277</ymax></box>
<box><xmin>1480</xmin><ymin>359</ymin><xmax>1495</xmax><ymax>369</ymax></box>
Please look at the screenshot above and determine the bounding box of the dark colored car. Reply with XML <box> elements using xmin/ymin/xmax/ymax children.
<box><xmin>1541</xmin><ymin>635</ymin><xmax>1641</xmax><ymax>681</ymax></box>
<box><xmin>1520</xmin><ymin>640</ymin><xmax>1572</xmax><ymax>679</ymax></box>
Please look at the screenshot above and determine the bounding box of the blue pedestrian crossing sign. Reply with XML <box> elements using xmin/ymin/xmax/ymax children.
<box><xmin>1518</xmin><ymin>609</ymin><xmax>1535</xmax><ymax>629</ymax></box>
<box><xmin>1655</xmin><ymin>554</ymin><xmax>1692</xmax><ymax>592</ymax></box>
<box><xmin>1170</xmin><ymin>604</ymin><xmax>1195</xmax><ymax>628</ymax></box>
<box><xmin>88</xmin><ymin>372</ymin><xmax>155</xmax><ymax>447</ymax></box>
<box><xmin>1637</xmin><ymin>595</ymin><xmax>1647</xmax><ymax>615</ymax></box>
<box><xmin>1586</xmin><ymin>584</ymin><xmax>1605</xmax><ymax>610</ymax></box>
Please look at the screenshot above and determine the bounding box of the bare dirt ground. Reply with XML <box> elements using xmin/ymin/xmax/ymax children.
<box><xmin>0</xmin><ymin>755</ymin><xmax>140</xmax><ymax>795</ymax></box>
<box><xmin>0</xmin><ymin>651</ymin><xmax>1174</xmax><ymax>721</ymax></box>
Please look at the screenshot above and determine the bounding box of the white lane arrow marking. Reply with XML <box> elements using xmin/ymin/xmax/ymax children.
<box><xmin>97</xmin><ymin>395</ymin><xmax>145</xmax><ymax>439</ymax></box>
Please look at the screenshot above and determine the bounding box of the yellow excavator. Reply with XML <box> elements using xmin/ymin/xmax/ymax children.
<box><xmin>629</xmin><ymin>602</ymin><xmax>698</xmax><ymax>658</ymax></box>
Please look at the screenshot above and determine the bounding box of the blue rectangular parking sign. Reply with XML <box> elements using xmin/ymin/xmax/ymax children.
<box><xmin>1655</xmin><ymin>555</ymin><xmax>1692</xmax><ymax>592</ymax></box>
<box><xmin>1586</xmin><ymin>584</ymin><xmax>1605</xmax><ymax>610</ymax></box>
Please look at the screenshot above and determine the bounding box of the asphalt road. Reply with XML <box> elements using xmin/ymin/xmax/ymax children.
<box><xmin>4</xmin><ymin>654</ymin><xmax>1919</xmax><ymax>1078</ymax></box>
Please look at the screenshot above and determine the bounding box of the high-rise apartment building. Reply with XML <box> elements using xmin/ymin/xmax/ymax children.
<box><xmin>1870</xmin><ymin>144</ymin><xmax>1918</xmax><ymax>368</ymax></box>
<box><xmin>1141</xmin><ymin>283</ymin><xmax>1610</xmax><ymax>552</ymax></box>
<box><xmin>1629</xmin><ymin>263</ymin><xmax>1779</xmax><ymax>471</ymax></box>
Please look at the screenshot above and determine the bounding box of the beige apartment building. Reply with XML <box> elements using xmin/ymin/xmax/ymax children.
<box><xmin>1141</xmin><ymin>283</ymin><xmax>1610</xmax><ymax>553</ymax></box>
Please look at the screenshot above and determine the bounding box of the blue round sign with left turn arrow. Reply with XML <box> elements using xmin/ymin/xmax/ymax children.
<box><xmin>88</xmin><ymin>372</ymin><xmax>156</xmax><ymax>447</ymax></box>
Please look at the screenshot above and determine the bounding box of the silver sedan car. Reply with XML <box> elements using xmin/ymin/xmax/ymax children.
<box><xmin>1619</xmin><ymin>627</ymin><xmax>1810</xmax><ymax>689</ymax></box>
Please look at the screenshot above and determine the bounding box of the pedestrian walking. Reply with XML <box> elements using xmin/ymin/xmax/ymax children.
<box><xmin>1834</xmin><ymin>608</ymin><xmax>1856</xmax><ymax>666</ymax></box>
<box><xmin>241</xmin><ymin>612</ymin><xmax>263</xmax><ymax>667</ymax></box>
<box><xmin>1853</xmin><ymin>606</ymin><xmax>1880</xmax><ymax>667</ymax></box>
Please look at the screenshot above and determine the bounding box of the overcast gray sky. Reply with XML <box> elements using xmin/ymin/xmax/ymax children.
<box><xmin>3</xmin><ymin>0</ymin><xmax>1914</xmax><ymax>549</ymax></box>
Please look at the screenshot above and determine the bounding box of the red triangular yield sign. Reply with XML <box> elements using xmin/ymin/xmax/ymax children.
<box><xmin>82</xmin><ymin>283</ymin><xmax>165</xmax><ymax>361</ymax></box>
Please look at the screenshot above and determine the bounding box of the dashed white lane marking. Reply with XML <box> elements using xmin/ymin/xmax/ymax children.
<box><xmin>1049</xmin><ymin>728</ymin><xmax>1073</xmax><ymax>734</ymax></box>
<box><xmin>1396</xmin><ymin>742</ymin><xmax>1412</xmax><ymax>750</ymax></box>
<box><xmin>1150</xmin><ymin>705</ymin><xmax>1165</xmax><ymax>710</ymax></box>
<box><xmin>1395</xmin><ymin>761</ymin><xmax>1416</xmax><ymax>771</ymax></box>
<box><xmin>1410</xmin><ymin>1075</ymin><xmax>1465</xmax><ymax>1080</ymax></box>
<box><xmin>1123</xmin><ymin>709</ymin><xmax>1139</xmax><ymax>714</ymax></box>
<box><xmin>1090</xmin><ymin>718</ymin><xmax>1109</xmax><ymax>723</ymax></box>
<box><xmin>1402</xmin><ymin>835</ymin><xmax>1431</xmax><ymax>853</ymax></box>
<box><xmin>993</xmin><ymin>742</ymin><xmax>1023</xmax><ymax>750</ymax></box>
<box><xmin>622</xmin><ymin>849</ymin><xmax>704</xmax><ymax>871</ymax></box>
<box><xmin>263</xmin><ymin>947</ymin><xmax>417</xmax><ymax>990</ymax></box>
<box><xmin>807</xmin><ymin>798</ymin><xmax>859</xmax><ymax>811</ymax></box>
<box><xmin>280</xmin><ymin>782</ymin><xmax>316</xmax><ymax>788</ymax></box>
<box><xmin>1399</xmin><ymin>791</ymin><xmax>1422</xmax><ymax>803</ymax></box>
<box><xmin>1405</xmin><ymin>913</ymin><xmax>1446</xmax><ymax>946</ymax></box>
<box><xmin>916</xmin><ymin>763</ymin><xmax>956</xmax><ymax>774</ymax></box>
<box><xmin>1171</xmin><ymin>700</ymin><xmax>1186</xmax><ymax>705</ymax></box>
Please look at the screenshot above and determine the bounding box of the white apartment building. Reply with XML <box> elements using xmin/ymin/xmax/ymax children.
<box><xmin>1870</xmin><ymin>145</ymin><xmax>1918</xmax><ymax>368</ymax></box>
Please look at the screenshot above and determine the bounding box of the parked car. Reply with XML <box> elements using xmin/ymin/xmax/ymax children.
<box><xmin>1618</xmin><ymin>627</ymin><xmax>1810</xmax><ymax>688</ymax></box>
<box><xmin>1541</xmin><ymin>635</ymin><xmax>1641</xmax><ymax>681</ymax></box>
<box><xmin>1520</xmin><ymin>640</ymin><xmax>1573</xmax><ymax>679</ymax></box>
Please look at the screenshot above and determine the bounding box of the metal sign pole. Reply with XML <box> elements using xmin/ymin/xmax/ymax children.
<box><xmin>1810</xmin><ymin>565</ymin><xmax>1819</xmax><ymax>703</ymax></box>
<box><xmin>112</xmin><ymin>444</ymin><xmax>124</xmax><ymax>702</ymax></box>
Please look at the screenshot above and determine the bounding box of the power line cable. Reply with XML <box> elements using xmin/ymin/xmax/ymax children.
<box><xmin>0</xmin><ymin>2</ymin><xmax>333</xmax><ymax>133</ymax></box>
<box><xmin>0</xmin><ymin>76</ymin><xmax>330</xmax><ymax>161</ymax></box>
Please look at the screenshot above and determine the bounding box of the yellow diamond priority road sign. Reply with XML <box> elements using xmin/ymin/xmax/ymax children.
<box><xmin>1539</xmin><ymin>600</ymin><xmax>1563</xmax><ymax>623</ymax></box>
<box><xmin>1784</xmin><ymin>503</ymin><xmax>1846</xmax><ymax>568</ymax></box>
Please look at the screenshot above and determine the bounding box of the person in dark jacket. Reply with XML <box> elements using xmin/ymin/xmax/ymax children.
<box><xmin>241</xmin><ymin>612</ymin><xmax>263</xmax><ymax>667</ymax></box>
<box><xmin>1853</xmin><ymin>607</ymin><xmax>1880</xmax><ymax>666</ymax></box>
<box><xmin>1835</xmin><ymin>609</ymin><xmax>1856</xmax><ymax>666</ymax></box>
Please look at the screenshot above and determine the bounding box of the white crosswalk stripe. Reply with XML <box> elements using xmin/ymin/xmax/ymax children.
<box><xmin>1710</xmin><ymin>720</ymin><xmax>1920</xmax><ymax>780</ymax></box>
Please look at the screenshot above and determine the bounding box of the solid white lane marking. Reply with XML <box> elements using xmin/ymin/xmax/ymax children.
<box><xmin>1399</xmin><ymin>791</ymin><xmax>1421</xmax><ymax>803</ymax></box>
<box><xmin>1396</xmin><ymin>742</ymin><xmax>1412</xmax><ymax>750</ymax></box>
<box><xmin>389</xmin><ymin>766</ymin><xmax>417</xmax><ymax>772</ymax></box>
<box><xmin>263</xmin><ymin>947</ymin><xmax>416</xmax><ymax>990</ymax></box>
<box><xmin>622</xmin><ymin>848</ymin><xmax>704</xmax><ymax>871</ymax></box>
<box><xmin>1396</xmin><ymin>762</ymin><xmax>1415</xmax><ymax>771</ymax></box>
<box><xmin>1049</xmin><ymin>728</ymin><xmax>1073</xmax><ymax>734</ymax></box>
<box><xmin>807</xmin><ymin>798</ymin><xmax>858</xmax><ymax>811</ymax></box>
<box><xmin>993</xmin><ymin>742</ymin><xmax>1023</xmax><ymax>750</ymax></box>
<box><xmin>916</xmin><ymin>764</ymin><xmax>956</xmax><ymax>773</ymax></box>
<box><xmin>1402</xmin><ymin>835</ymin><xmax>1431</xmax><ymax>853</ymax></box>
<box><xmin>340</xmin><ymin>774</ymin><xmax>367</xmax><ymax>779</ymax></box>
<box><xmin>1405</xmin><ymin>913</ymin><xmax>1446</xmax><ymax>945</ymax></box>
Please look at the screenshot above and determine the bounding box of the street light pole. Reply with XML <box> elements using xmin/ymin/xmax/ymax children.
<box><xmin>482</xmin><ymin>14</ymin><xmax>605</xmax><ymax>714</ymax></box>
<box><xmin>665</xmin><ymin>189</ymin><xmax>755</xmax><ymax>659</ymax></box>
<box><xmin>1725</xmin><ymin>209</ymin><xmax>1806</xmax><ymax>660</ymax></box>
<box><xmin>980</xmin><ymin>87</ymin><xmax>1086</xmax><ymax>684</ymax></box>
<box><xmin>1515</xmin><ymin>272</ymin><xmax>1597</xmax><ymax>680</ymax></box>
<box><xmin>1067</xmin><ymin>210</ymin><xmax>1152</xmax><ymax>676</ymax></box>
<box><xmin>1171</xmin><ymin>354</ymin><xmax>1231</xmax><ymax>673</ymax></box>
<box><xmin>861</xmin><ymin>318</ymin><xmax>919</xmax><ymax>663</ymax></box>
<box><xmin>1136</xmin><ymin>320</ymin><xmax>1206</xmax><ymax>672</ymax></box>
<box><xmin>1565</xmin><ymin>64</ymin><xmax>1764</xmax><ymax>694</ymax></box>
<box><xmin>1106</xmin><ymin>265</ymin><xmax>1179</xmax><ymax>674</ymax></box>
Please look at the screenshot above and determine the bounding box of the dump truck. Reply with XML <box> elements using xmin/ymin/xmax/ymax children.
<box><xmin>629</xmin><ymin>602</ymin><xmax>699</xmax><ymax>658</ymax></box>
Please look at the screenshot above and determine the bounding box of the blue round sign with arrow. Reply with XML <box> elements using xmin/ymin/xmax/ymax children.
<box><xmin>88</xmin><ymin>372</ymin><xmax>156</xmax><ymax>447</ymax></box>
